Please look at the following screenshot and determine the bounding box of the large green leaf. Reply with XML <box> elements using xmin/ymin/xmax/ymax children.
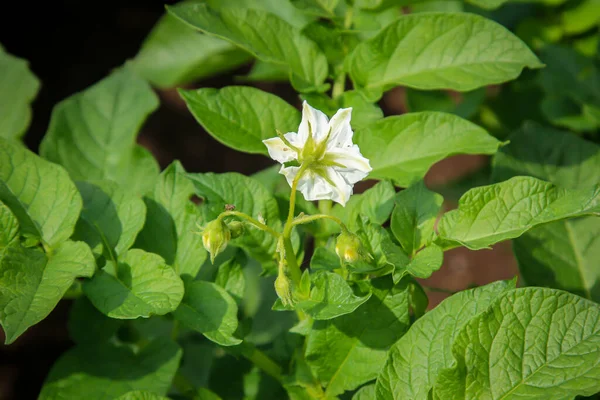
<box><xmin>438</xmin><ymin>176</ymin><xmax>600</xmax><ymax>250</ymax></box>
<box><xmin>173</xmin><ymin>280</ymin><xmax>241</xmax><ymax>346</ymax></box>
<box><xmin>39</xmin><ymin>337</ymin><xmax>181</xmax><ymax>400</ymax></box>
<box><xmin>0</xmin><ymin>47</ymin><xmax>40</xmax><ymax>139</ymax></box>
<box><xmin>132</xmin><ymin>13</ymin><xmax>250</xmax><ymax>88</ymax></box>
<box><xmin>493</xmin><ymin>123</ymin><xmax>600</xmax><ymax>302</ymax></box>
<box><xmin>375</xmin><ymin>280</ymin><xmax>515</xmax><ymax>400</ymax></box>
<box><xmin>305</xmin><ymin>276</ymin><xmax>410</xmax><ymax>397</ymax></box>
<box><xmin>0</xmin><ymin>138</ymin><xmax>82</xmax><ymax>248</ymax></box>
<box><xmin>167</xmin><ymin>3</ymin><xmax>329</xmax><ymax>92</ymax></box>
<box><xmin>68</xmin><ymin>296</ymin><xmax>121</xmax><ymax>345</ymax></box>
<box><xmin>334</xmin><ymin>180</ymin><xmax>396</xmax><ymax>231</ymax></box>
<box><xmin>179</xmin><ymin>86</ymin><xmax>300</xmax><ymax>155</ymax></box>
<box><xmin>73</xmin><ymin>180</ymin><xmax>146</xmax><ymax>260</ymax></box>
<box><xmin>355</xmin><ymin>112</ymin><xmax>503</xmax><ymax>187</ymax></box>
<box><xmin>0</xmin><ymin>240</ymin><xmax>95</xmax><ymax>344</ymax></box>
<box><xmin>348</xmin><ymin>12</ymin><xmax>542</xmax><ymax>96</ymax></box>
<box><xmin>40</xmin><ymin>68</ymin><xmax>160</xmax><ymax>195</ymax></box>
<box><xmin>0</xmin><ymin>201</ymin><xmax>19</xmax><ymax>248</ymax></box>
<box><xmin>187</xmin><ymin>172</ymin><xmax>281</xmax><ymax>273</ymax></box>
<box><xmin>135</xmin><ymin>161</ymin><xmax>206</xmax><ymax>278</ymax></box>
<box><xmin>434</xmin><ymin>288</ymin><xmax>600</xmax><ymax>399</ymax></box>
<box><xmin>83</xmin><ymin>249</ymin><xmax>184</xmax><ymax>319</ymax></box>
<box><xmin>391</xmin><ymin>181</ymin><xmax>443</xmax><ymax>256</ymax></box>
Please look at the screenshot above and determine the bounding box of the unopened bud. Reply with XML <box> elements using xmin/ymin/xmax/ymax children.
<box><xmin>202</xmin><ymin>219</ymin><xmax>231</xmax><ymax>263</ymax></box>
<box><xmin>335</xmin><ymin>230</ymin><xmax>366</xmax><ymax>263</ymax></box>
<box><xmin>227</xmin><ymin>221</ymin><xmax>244</xmax><ymax>239</ymax></box>
<box><xmin>275</xmin><ymin>271</ymin><xmax>294</xmax><ymax>307</ymax></box>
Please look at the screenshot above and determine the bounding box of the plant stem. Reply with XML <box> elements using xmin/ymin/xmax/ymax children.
<box><xmin>218</xmin><ymin>210</ymin><xmax>280</xmax><ymax>238</ymax></box>
<box><xmin>239</xmin><ymin>342</ymin><xmax>284</xmax><ymax>383</ymax></box>
<box><xmin>292</xmin><ymin>213</ymin><xmax>347</xmax><ymax>231</ymax></box>
<box><xmin>332</xmin><ymin>73</ymin><xmax>346</xmax><ymax>99</ymax></box>
<box><xmin>284</xmin><ymin>164</ymin><xmax>309</xmax><ymax>236</ymax></box>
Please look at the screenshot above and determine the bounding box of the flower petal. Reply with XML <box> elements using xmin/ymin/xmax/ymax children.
<box><xmin>327</xmin><ymin>107</ymin><xmax>353</xmax><ymax>150</ymax></box>
<box><xmin>263</xmin><ymin>136</ymin><xmax>299</xmax><ymax>164</ymax></box>
<box><xmin>298</xmin><ymin>101</ymin><xmax>330</xmax><ymax>144</ymax></box>
<box><xmin>326</xmin><ymin>145</ymin><xmax>372</xmax><ymax>184</ymax></box>
<box><xmin>279</xmin><ymin>165</ymin><xmax>352</xmax><ymax>206</ymax></box>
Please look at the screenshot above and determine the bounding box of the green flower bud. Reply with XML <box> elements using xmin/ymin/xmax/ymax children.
<box><xmin>227</xmin><ymin>221</ymin><xmax>244</xmax><ymax>239</ymax></box>
<box><xmin>335</xmin><ymin>230</ymin><xmax>366</xmax><ymax>263</ymax></box>
<box><xmin>274</xmin><ymin>270</ymin><xmax>294</xmax><ymax>307</ymax></box>
<box><xmin>202</xmin><ymin>219</ymin><xmax>231</xmax><ymax>263</ymax></box>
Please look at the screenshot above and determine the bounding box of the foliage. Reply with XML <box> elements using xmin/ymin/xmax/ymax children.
<box><xmin>1</xmin><ymin>0</ymin><xmax>599</xmax><ymax>399</ymax></box>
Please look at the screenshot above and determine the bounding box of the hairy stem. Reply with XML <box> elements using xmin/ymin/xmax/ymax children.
<box><xmin>238</xmin><ymin>342</ymin><xmax>284</xmax><ymax>383</ymax></box>
<box><xmin>217</xmin><ymin>210</ymin><xmax>280</xmax><ymax>238</ymax></box>
<box><xmin>292</xmin><ymin>213</ymin><xmax>347</xmax><ymax>232</ymax></box>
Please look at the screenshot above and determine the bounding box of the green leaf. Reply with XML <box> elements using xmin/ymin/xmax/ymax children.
<box><xmin>39</xmin><ymin>337</ymin><xmax>182</xmax><ymax>400</ymax></box>
<box><xmin>391</xmin><ymin>181</ymin><xmax>443</xmax><ymax>255</ymax></box>
<box><xmin>375</xmin><ymin>279</ymin><xmax>515</xmax><ymax>400</ymax></box>
<box><xmin>40</xmin><ymin>67</ymin><xmax>160</xmax><ymax>195</ymax></box>
<box><xmin>73</xmin><ymin>180</ymin><xmax>146</xmax><ymax>260</ymax></box>
<box><xmin>173</xmin><ymin>280</ymin><xmax>241</xmax><ymax>346</ymax></box>
<box><xmin>305</xmin><ymin>276</ymin><xmax>410</xmax><ymax>397</ymax></box>
<box><xmin>406</xmin><ymin>88</ymin><xmax>485</xmax><ymax>120</ymax></box>
<box><xmin>207</xmin><ymin>0</ymin><xmax>313</xmax><ymax>29</ymax></box>
<box><xmin>0</xmin><ymin>138</ymin><xmax>82</xmax><ymax>248</ymax></box>
<box><xmin>392</xmin><ymin>244</ymin><xmax>444</xmax><ymax>282</ymax></box>
<box><xmin>167</xmin><ymin>3</ymin><xmax>329</xmax><ymax>92</ymax></box>
<box><xmin>562</xmin><ymin>0</ymin><xmax>600</xmax><ymax>36</ymax></box>
<box><xmin>0</xmin><ymin>201</ymin><xmax>19</xmax><ymax>248</ymax></box>
<box><xmin>0</xmin><ymin>240</ymin><xmax>95</xmax><ymax>344</ymax></box>
<box><xmin>116</xmin><ymin>392</ymin><xmax>170</xmax><ymax>400</ymax></box>
<box><xmin>215</xmin><ymin>253</ymin><xmax>247</xmax><ymax>304</ymax></box>
<box><xmin>291</xmin><ymin>0</ymin><xmax>340</xmax><ymax>16</ymax></box>
<box><xmin>0</xmin><ymin>47</ymin><xmax>40</xmax><ymax>139</ymax></box>
<box><xmin>356</xmin><ymin>0</ymin><xmax>412</xmax><ymax>11</ymax></box>
<box><xmin>294</xmin><ymin>271</ymin><xmax>372</xmax><ymax>320</ymax></box>
<box><xmin>438</xmin><ymin>176</ymin><xmax>600</xmax><ymax>250</ymax></box>
<box><xmin>188</xmin><ymin>172</ymin><xmax>281</xmax><ymax>273</ymax></box>
<box><xmin>135</xmin><ymin>161</ymin><xmax>207</xmax><ymax>278</ymax></box>
<box><xmin>83</xmin><ymin>249</ymin><xmax>184</xmax><ymax>319</ymax></box>
<box><xmin>466</xmin><ymin>0</ymin><xmax>568</xmax><ymax>8</ymax></box>
<box><xmin>433</xmin><ymin>288</ymin><xmax>600</xmax><ymax>399</ymax></box>
<box><xmin>132</xmin><ymin>12</ymin><xmax>250</xmax><ymax>88</ymax></box>
<box><xmin>354</xmin><ymin>217</ymin><xmax>395</xmax><ymax>273</ymax></box>
<box><xmin>310</xmin><ymin>247</ymin><xmax>339</xmax><ymax>271</ymax></box>
<box><xmin>336</xmin><ymin>180</ymin><xmax>396</xmax><ymax>230</ymax></box>
<box><xmin>348</xmin><ymin>12</ymin><xmax>542</xmax><ymax>96</ymax></box>
<box><xmin>68</xmin><ymin>296</ymin><xmax>121</xmax><ymax>345</ymax></box>
<box><xmin>355</xmin><ymin>112</ymin><xmax>503</xmax><ymax>187</ymax></box>
<box><xmin>353</xmin><ymin>384</ymin><xmax>375</xmax><ymax>400</ymax></box>
<box><xmin>179</xmin><ymin>86</ymin><xmax>300</xmax><ymax>155</ymax></box>
<box><xmin>493</xmin><ymin>123</ymin><xmax>600</xmax><ymax>302</ymax></box>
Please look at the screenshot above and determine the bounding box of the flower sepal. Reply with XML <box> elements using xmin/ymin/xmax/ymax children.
<box><xmin>200</xmin><ymin>219</ymin><xmax>231</xmax><ymax>263</ymax></box>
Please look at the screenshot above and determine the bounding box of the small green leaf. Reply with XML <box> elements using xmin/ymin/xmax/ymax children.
<box><xmin>354</xmin><ymin>217</ymin><xmax>395</xmax><ymax>273</ymax></box>
<box><xmin>295</xmin><ymin>271</ymin><xmax>372</xmax><ymax>320</ymax></box>
<box><xmin>179</xmin><ymin>86</ymin><xmax>300</xmax><ymax>155</ymax></box>
<box><xmin>493</xmin><ymin>123</ymin><xmax>600</xmax><ymax>302</ymax></box>
<box><xmin>116</xmin><ymin>392</ymin><xmax>170</xmax><ymax>400</ymax></box>
<box><xmin>0</xmin><ymin>201</ymin><xmax>19</xmax><ymax>248</ymax></box>
<box><xmin>84</xmin><ymin>249</ymin><xmax>184</xmax><ymax>319</ymax></box>
<box><xmin>406</xmin><ymin>88</ymin><xmax>485</xmax><ymax>119</ymax></box>
<box><xmin>40</xmin><ymin>67</ymin><xmax>160</xmax><ymax>195</ymax></box>
<box><xmin>392</xmin><ymin>244</ymin><xmax>444</xmax><ymax>282</ymax></box>
<box><xmin>391</xmin><ymin>181</ymin><xmax>443</xmax><ymax>255</ymax></box>
<box><xmin>215</xmin><ymin>253</ymin><xmax>247</xmax><ymax>304</ymax></box>
<box><xmin>0</xmin><ymin>138</ymin><xmax>82</xmax><ymax>248</ymax></box>
<box><xmin>353</xmin><ymin>384</ymin><xmax>376</xmax><ymax>400</ymax></box>
<box><xmin>132</xmin><ymin>12</ymin><xmax>250</xmax><ymax>88</ymax></box>
<box><xmin>68</xmin><ymin>296</ymin><xmax>121</xmax><ymax>345</ymax></box>
<box><xmin>348</xmin><ymin>13</ymin><xmax>542</xmax><ymax>96</ymax></box>
<box><xmin>188</xmin><ymin>172</ymin><xmax>281</xmax><ymax>274</ymax></box>
<box><xmin>73</xmin><ymin>180</ymin><xmax>146</xmax><ymax>260</ymax></box>
<box><xmin>0</xmin><ymin>240</ymin><xmax>95</xmax><ymax>344</ymax></box>
<box><xmin>0</xmin><ymin>47</ymin><xmax>40</xmax><ymax>139</ymax></box>
<box><xmin>292</xmin><ymin>0</ymin><xmax>340</xmax><ymax>16</ymax></box>
<box><xmin>174</xmin><ymin>280</ymin><xmax>241</xmax><ymax>346</ymax></box>
<box><xmin>135</xmin><ymin>161</ymin><xmax>207</xmax><ymax>278</ymax></box>
<box><xmin>39</xmin><ymin>337</ymin><xmax>182</xmax><ymax>399</ymax></box>
<box><xmin>306</xmin><ymin>276</ymin><xmax>411</xmax><ymax>397</ymax></box>
<box><xmin>434</xmin><ymin>288</ymin><xmax>600</xmax><ymax>399</ymax></box>
<box><xmin>355</xmin><ymin>112</ymin><xmax>503</xmax><ymax>187</ymax></box>
<box><xmin>562</xmin><ymin>0</ymin><xmax>600</xmax><ymax>36</ymax></box>
<box><xmin>466</xmin><ymin>0</ymin><xmax>568</xmax><ymax>8</ymax></box>
<box><xmin>375</xmin><ymin>280</ymin><xmax>515</xmax><ymax>400</ymax></box>
<box><xmin>336</xmin><ymin>181</ymin><xmax>396</xmax><ymax>230</ymax></box>
<box><xmin>167</xmin><ymin>3</ymin><xmax>329</xmax><ymax>92</ymax></box>
<box><xmin>438</xmin><ymin>176</ymin><xmax>600</xmax><ymax>250</ymax></box>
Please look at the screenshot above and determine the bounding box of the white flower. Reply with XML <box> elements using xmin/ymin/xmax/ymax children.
<box><xmin>262</xmin><ymin>101</ymin><xmax>372</xmax><ymax>206</ymax></box>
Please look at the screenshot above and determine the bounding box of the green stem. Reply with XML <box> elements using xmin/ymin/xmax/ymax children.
<box><xmin>239</xmin><ymin>342</ymin><xmax>284</xmax><ymax>383</ymax></box>
<box><xmin>218</xmin><ymin>210</ymin><xmax>280</xmax><ymax>238</ymax></box>
<box><xmin>332</xmin><ymin>73</ymin><xmax>346</xmax><ymax>99</ymax></box>
<box><xmin>285</xmin><ymin>164</ymin><xmax>310</xmax><ymax>236</ymax></box>
<box><xmin>292</xmin><ymin>214</ymin><xmax>347</xmax><ymax>231</ymax></box>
